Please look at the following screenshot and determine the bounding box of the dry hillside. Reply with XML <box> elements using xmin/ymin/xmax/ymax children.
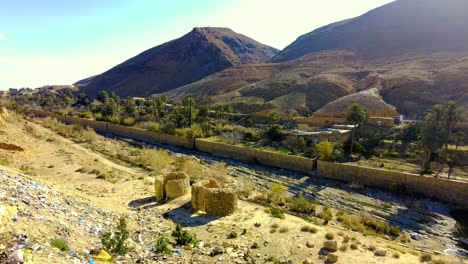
<box><xmin>78</xmin><ymin>27</ymin><xmax>278</xmax><ymax>97</ymax></box>
<box><xmin>164</xmin><ymin>51</ymin><xmax>468</xmax><ymax>116</ymax></box>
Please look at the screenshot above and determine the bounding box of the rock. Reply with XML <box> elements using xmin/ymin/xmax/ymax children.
<box><xmin>326</xmin><ymin>254</ymin><xmax>338</xmax><ymax>263</ymax></box>
<box><xmin>323</xmin><ymin>241</ymin><xmax>338</xmax><ymax>252</ymax></box>
<box><xmin>306</xmin><ymin>241</ymin><xmax>315</xmax><ymax>248</ymax></box>
<box><xmin>10</xmin><ymin>249</ymin><xmax>24</xmax><ymax>262</ymax></box>
<box><xmin>303</xmin><ymin>259</ymin><xmax>314</xmax><ymax>264</ymax></box>
<box><xmin>210</xmin><ymin>247</ymin><xmax>224</xmax><ymax>257</ymax></box>
<box><xmin>411</xmin><ymin>233</ymin><xmax>421</xmax><ymax>240</ymax></box>
<box><xmin>226</xmin><ymin>247</ymin><xmax>233</xmax><ymax>254</ymax></box>
<box><xmin>375</xmin><ymin>247</ymin><xmax>387</xmax><ymax>256</ymax></box>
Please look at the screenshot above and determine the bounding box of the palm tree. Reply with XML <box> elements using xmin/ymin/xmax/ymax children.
<box><xmin>419</xmin><ymin>124</ymin><xmax>445</xmax><ymax>174</ymax></box>
<box><xmin>455</xmin><ymin>131</ymin><xmax>465</xmax><ymax>151</ymax></box>
<box><xmin>182</xmin><ymin>95</ymin><xmax>194</xmax><ymax>127</ymax></box>
<box><xmin>425</xmin><ymin>104</ymin><xmax>446</xmax><ymax>127</ymax></box>
<box><xmin>443</xmin><ymin>101</ymin><xmax>464</xmax><ymax>151</ymax></box>
<box><xmin>346</xmin><ymin>103</ymin><xmax>368</xmax><ymax>155</ymax></box>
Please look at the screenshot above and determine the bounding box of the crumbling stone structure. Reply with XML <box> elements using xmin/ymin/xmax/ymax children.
<box><xmin>191</xmin><ymin>180</ymin><xmax>237</xmax><ymax>216</ymax></box>
<box><xmin>154</xmin><ymin>172</ymin><xmax>190</xmax><ymax>201</ymax></box>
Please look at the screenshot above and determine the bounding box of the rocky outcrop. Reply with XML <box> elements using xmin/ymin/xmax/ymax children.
<box><xmin>154</xmin><ymin>172</ymin><xmax>190</xmax><ymax>201</ymax></box>
<box><xmin>191</xmin><ymin>180</ymin><xmax>237</xmax><ymax>216</ymax></box>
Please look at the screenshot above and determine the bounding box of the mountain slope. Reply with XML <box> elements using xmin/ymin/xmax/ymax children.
<box><xmin>272</xmin><ymin>0</ymin><xmax>468</xmax><ymax>62</ymax></box>
<box><xmin>164</xmin><ymin>51</ymin><xmax>468</xmax><ymax>116</ymax></box>
<box><xmin>78</xmin><ymin>27</ymin><xmax>278</xmax><ymax>97</ymax></box>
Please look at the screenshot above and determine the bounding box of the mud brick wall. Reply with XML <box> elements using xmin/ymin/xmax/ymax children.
<box><xmin>191</xmin><ymin>180</ymin><xmax>237</xmax><ymax>216</ymax></box>
<box><xmin>317</xmin><ymin>160</ymin><xmax>468</xmax><ymax>207</ymax></box>
<box><xmin>195</xmin><ymin>138</ymin><xmax>316</xmax><ymax>175</ymax></box>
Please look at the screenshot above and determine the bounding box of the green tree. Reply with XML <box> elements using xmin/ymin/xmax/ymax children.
<box><xmin>268</xmin><ymin>112</ymin><xmax>280</xmax><ymax>125</ymax></box>
<box><xmin>346</xmin><ymin>103</ymin><xmax>369</xmax><ymax>155</ymax></box>
<box><xmin>95</xmin><ymin>90</ymin><xmax>110</xmax><ymax>104</ymax></box>
<box><xmin>123</xmin><ymin>97</ymin><xmax>137</xmax><ymax>116</ymax></box>
<box><xmin>425</xmin><ymin>104</ymin><xmax>446</xmax><ymax>127</ymax></box>
<box><xmin>182</xmin><ymin>95</ymin><xmax>194</xmax><ymax>127</ymax></box>
<box><xmin>197</xmin><ymin>105</ymin><xmax>210</xmax><ymax>120</ymax></box>
<box><xmin>443</xmin><ymin>101</ymin><xmax>464</xmax><ymax>151</ymax></box>
<box><xmin>418</xmin><ymin>123</ymin><xmax>445</xmax><ymax>174</ymax></box>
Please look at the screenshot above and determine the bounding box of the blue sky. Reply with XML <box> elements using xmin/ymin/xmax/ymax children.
<box><xmin>0</xmin><ymin>0</ymin><xmax>394</xmax><ymax>89</ymax></box>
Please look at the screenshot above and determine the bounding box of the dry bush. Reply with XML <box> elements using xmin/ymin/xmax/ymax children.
<box><xmin>267</xmin><ymin>182</ymin><xmax>288</xmax><ymax>205</ymax></box>
<box><xmin>81</xmin><ymin>127</ymin><xmax>99</xmax><ymax>142</ymax></box>
<box><xmin>207</xmin><ymin>161</ymin><xmax>229</xmax><ymax>184</ymax></box>
<box><xmin>179</xmin><ymin>158</ymin><xmax>204</xmax><ymax>182</ymax></box>
<box><xmin>142</xmin><ymin>148</ymin><xmax>172</xmax><ymax>173</ymax></box>
<box><xmin>237</xmin><ymin>177</ymin><xmax>256</xmax><ymax>198</ymax></box>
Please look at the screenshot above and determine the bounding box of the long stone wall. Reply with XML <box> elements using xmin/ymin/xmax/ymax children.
<box><xmin>29</xmin><ymin>109</ymin><xmax>194</xmax><ymax>149</ymax></box>
<box><xmin>317</xmin><ymin>160</ymin><xmax>468</xmax><ymax>207</ymax></box>
<box><xmin>294</xmin><ymin>116</ymin><xmax>395</xmax><ymax>127</ymax></box>
<box><xmin>195</xmin><ymin>138</ymin><xmax>316</xmax><ymax>175</ymax></box>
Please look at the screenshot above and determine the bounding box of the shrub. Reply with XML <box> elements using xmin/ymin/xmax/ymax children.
<box><xmin>243</xmin><ymin>131</ymin><xmax>259</xmax><ymax>141</ymax></box>
<box><xmin>206</xmin><ymin>161</ymin><xmax>229</xmax><ymax>184</ymax></box>
<box><xmin>227</xmin><ymin>230</ymin><xmax>238</xmax><ymax>239</ymax></box>
<box><xmin>237</xmin><ymin>177</ymin><xmax>256</xmax><ymax>198</ymax></box>
<box><xmin>317</xmin><ymin>206</ymin><xmax>333</xmax><ymax>223</ymax></box>
<box><xmin>142</xmin><ymin>149</ymin><xmax>172</xmax><ymax>173</ymax></box>
<box><xmin>339</xmin><ymin>244</ymin><xmax>348</xmax><ymax>252</ymax></box>
<box><xmin>267</xmin><ymin>183</ymin><xmax>287</xmax><ymax>205</ymax></box>
<box><xmin>343</xmin><ymin>235</ymin><xmax>350</xmax><ymax>243</ymax></box>
<box><xmin>50</xmin><ymin>238</ymin><xmax>70</xmax><ymax>251</ymax></box>
<box><xmin>220</xmin><ymin>130</ymin><xmax>243</xmax><ymax>144</ymax></box>
<box><xmin>279</xmin><ymin>227</ymin><xmax>289</xmax><ymax>233</ymax></box>
<box><xmin>101</xmin><ymin>217</ymin><xmax>129</xmax><ymax>255</ymax></box>
<box><xmin>94</xmin><ymin>112</ymin><xmax>104</xmax><ymax>121</ymax></box>
<box><xmin>268</xmin><ymin>207</ymin><xmax>285</xmax><ymax>219</ymax></box>
<box><xmin>121</xmin><ymin>117</ymin><xmax>135</xmax><ymax>126</ymax></box>
<box><xmin>245</xmin><ymin>119</ymin><xmax>254</xmax><ymax>127</ymax></box>
<box><xmin>108</xmin><ymin>116</ymin><xmax>120</xmax><ymax>124</ymax></box>
<box><xmin>288</xmin><ymin>195</ymin><xmax>316</xmax><ymax>214</ymax></box>
<box><xmin>178</xmin><ymin>158</ymin><xmax>204</xmax><ymax>182</ymax></box>
<box><xmin>160</xmin><ymin>123</ymin><xmax>176</xmax><ymax>135</ymax></box>
<box><xmin>368</xmin><ymin>245</ymin><xmax>376</xmax><ymax>251</ymax></box>
<box><xmin>148</xmin><ymin>122</ymin><xmax>163</xmax><ymax>132</ymax></box>
<box><xmin>175</xmin><ymin>125</ymin><xmax>203</xmax><ymax>139</ymax></box>
<box><xmin>313</xmin><ymin>142</ymin><xmax>334</xmax><ymax>161</ymax></box>
<box><xmin>172</xmin><ymin>224</ymin><xmax>197</xmax><ymax>246</ymax></box>
<box><xmin>393</xmin><ymin>252</ymin><xmax>400</xmax><ymax>259</ymax></box>
<box><xmin>420</xmin><ymin>254</ymin><xmax>432</xmax><ymax>262</ymax></box>
<box><xmin>154</xmin><ymin>236</ymin><xmax>171</xmax><ymax>254</ymax></box>
<box><xmin>265</xmin><ymin>256</ymin><xmax>281</xmax><ymax>264</ymax></box>
<box><xmin>265</xmin><ymin>125</ymin><xmax>286</xmax><ymax>142</ymax></box>
<box><xmin>325</xmin><ymin>232</ymin><xmax>335</xmax><ymax>240</ymax></box>
<box><xmin>350</xmin><ymin>243</ymin><xmax>358</xmax><ymax>250</ymax></box>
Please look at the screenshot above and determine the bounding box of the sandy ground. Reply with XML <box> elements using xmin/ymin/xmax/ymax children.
<box><xmin>0</xmin><ymin>113</ymin><xmax>465</xmax><ymax>263</ymax></box>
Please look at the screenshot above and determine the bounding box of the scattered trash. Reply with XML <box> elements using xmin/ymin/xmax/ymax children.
<box><xmin>94</xmin><ymin>249</ymin><xmax>112</xmax><ymax>261</ymax></box>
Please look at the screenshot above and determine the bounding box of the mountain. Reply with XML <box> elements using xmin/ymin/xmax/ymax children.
<box><xmin>164</xmin><ymin>0</ymin><xmax>468</xmax><ymax>116</ymax></box>
<box><xmin>77</xmin><ymin>27</ymin><xmax>278</xmax><ymax>97</ymax></box>
<box><xmin>164</xmin><ymin>51</ymin><xmax>468</xmax><ymax>116</ymax></box>
<box><xmin>272</xmin><ymin>0</ymin><xmax>468</xmax><ymax>62</ymax></box>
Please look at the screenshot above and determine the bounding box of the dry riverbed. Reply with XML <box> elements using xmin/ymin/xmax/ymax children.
<box><xmin>0</xmin><ymin>113</ymin><xmax>466</xmax><ymax>263</ymax></box>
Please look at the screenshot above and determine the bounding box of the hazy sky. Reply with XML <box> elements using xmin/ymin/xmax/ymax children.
<box><xmin>0</xmin><ymin>0</ymin><xmax>394</xmax><ymax>90</ymax></box>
